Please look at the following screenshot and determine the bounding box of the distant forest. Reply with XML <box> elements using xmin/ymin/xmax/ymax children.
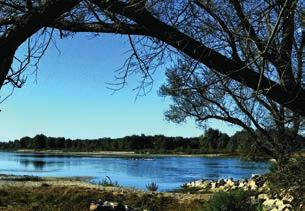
<box><xmin>1</xmin><ymin>128</ymin><xmax>305</xmax><ymax>159</ymax></box>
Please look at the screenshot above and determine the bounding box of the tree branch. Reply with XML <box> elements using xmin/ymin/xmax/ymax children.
<box><xmin>47</xmin><ymin>21</ymin><xmax>151</xmax><ymax>36</ymax></box>
<box><xmin>90</xmin><ymin>0</ymin><xmax>305</xmax><ymax>116</ymax></box>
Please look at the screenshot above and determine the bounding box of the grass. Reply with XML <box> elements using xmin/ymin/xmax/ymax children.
<box><xmin>96</xmin><ymin>176</ymin><xmax>120</xmax><ymax>187</ymax></box>
<box><xmin>0</xmin><ymin>175</ymin><xmax>42</xmax><ymax>182</ymax></box>
<box><xmin>0</xmin><ymin>183</ymin><xmax>207</xmax><ymax>211</ymax></box>
<box><xmin>170</xmin><ymin>185</ymin><xmax>211</xmax><ymax>194</ymax></box>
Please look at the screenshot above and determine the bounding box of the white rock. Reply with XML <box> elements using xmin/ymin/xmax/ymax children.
<box><xmin>211</xmin><ymin>182</ymin><xmax>216</xmax><ymax>189</ymax></box>
<box><xmin>238</xmin><ymin>181</ymin><xmax>245</xmax><ymax>188</ymax></box>
<box><xmin>225</xmin><ymin>179</ymin><xmax>234</xmax><ymax>187</ymax></box>
<box><xmin>258</xmin><ymin>193</ymin><xmax>269</xmax><ymax>200</ymax></box>
<box><xmin>263</xmin><ymin>199</ymin><xmax>276</xmax><ymax>207</ymax></box>
<box><xmin>201</xmin><ymin>181</ymin><xmax>211</xmax><ymax>189</ymax></box>
<box><xmin>275</xmin><ymin>199</ymin><xmax>284</xmax><ymax>207</ymax></box>
<box><xmin>282</xmin><ymin>194</ymin><xmax>294</xmax><ymax>203</ymax></box>
<box><xmin>109</xmin><ymin>202</ymin><xmax>118</xmax><ymax>208</ymax></box>
<box><xmin>247</xmin><ymin>180</ymin><xmax>257</xmax><ymax>190</ymax></box>
<box><xmin>278</xmin><ymin>204</ymin><xmax>289</xmax><ymax>211</ymax></box>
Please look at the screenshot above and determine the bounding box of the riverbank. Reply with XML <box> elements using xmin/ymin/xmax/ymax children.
<box><xmin>0</xmin><ymin>174</ymin><xmax>297</xmax><ymax>210</ymax></box>
<box><xmin>14</xmin><ymin>149</ymin><xmax>230</xmax><ymax>158</ymax></box>
<box><xmin>0</xmin><ymin>174</ymin><xmax>209</xmax><ymax>211</ymax></box>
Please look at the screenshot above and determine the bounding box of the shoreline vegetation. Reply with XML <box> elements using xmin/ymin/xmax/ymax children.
<box><xmin>3</xmin><ymin>128</ymin><xmax>300</xmax><ymax>161</ymax></box>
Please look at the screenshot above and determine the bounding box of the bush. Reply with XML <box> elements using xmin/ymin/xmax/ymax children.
<box><xmin>97</xmin><ymin>176</ymin><xmax>119</xmax><ymax>187</ymax></box>
<box><xmin>205</xmin><ymin>190</ymin><xmax>262</xmax><ymax>211</ymax></box>
<box><xmin>146</xmin><ymin>182</ymin><xmax>158</xmax><ymax>192</ymax></box>
<box><xmin>269</xmin><ymin>157</ymin><xmax>305</xmax><ymax>206</ymax></box>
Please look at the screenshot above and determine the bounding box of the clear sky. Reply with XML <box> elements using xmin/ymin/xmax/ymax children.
<box><xmin>0</xmin><ymin>33</ymin><xmax>239</xmax><ymax>141</ymax></box>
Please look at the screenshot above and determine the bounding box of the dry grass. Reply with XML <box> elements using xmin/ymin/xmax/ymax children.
<box><xmin>0</xmin><ymin>178</ymin><xmax>209</xmax><ymax>211</ymax></box>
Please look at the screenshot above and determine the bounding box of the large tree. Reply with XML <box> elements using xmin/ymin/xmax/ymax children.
<box><xmin>0</xmin><ymin>0</ymin><xmax>304</xmax><ymax>115</ymax></box>
<box><xmin>1</xmin><ymin>0</ymin><xmax>305</xmax><ymax>155</ymax></box>
<box><xmin>160</xmin><ymin>58</ymin><xmax>304</xmax><ymax>164</ymax></box>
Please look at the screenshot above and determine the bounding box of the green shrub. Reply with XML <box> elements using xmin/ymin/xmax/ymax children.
<box><xmin>97</xmin><ymin>176</ymin><xmax>119</xmax><ymax>187</ymax></box>
<box><xmin>146</xmin><ymin>182</ymin><xmax>158</xmax><ymax>192</ymax></box>
<box><xmin>205</xmin><ymin>190</ymin><xmax>262</xmax><ymax>211</ymax></box>
<box><xmin>269</xmin><ymin>157</ymin><xmax>305</xmax><ymax>206</ymax></box>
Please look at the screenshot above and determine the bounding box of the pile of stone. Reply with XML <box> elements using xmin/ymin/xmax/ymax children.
<box><xmin>185</xmin><ymin>175</ymin><xmax>268</xmax><ymax>192</ymax></box>
<box><xmin>257</xmin><ymin>193</ymin><xmax>293</xmax><ymax>211</ymax></box>
<box><xmin>185</xmin><ymin>175</ymin><xmax>294</xmax><ymax>211</ymax></box>
<box><xmin>89</xmin><ymin>200</ymin><xmax>134</xmax><ymax>211</ymax></box>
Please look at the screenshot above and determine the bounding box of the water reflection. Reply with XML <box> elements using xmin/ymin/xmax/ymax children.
<box><xmin>19</xmin><ymin>160</ymin><xmax>47</xmax><ymax>170</ymax></box>
<box><xmin>0</xmin><ymin>152</ymin><xmax>270</xmax><ymax>191</ymax></box>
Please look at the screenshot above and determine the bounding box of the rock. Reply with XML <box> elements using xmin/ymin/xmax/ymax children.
<box><xmin>284</xmin><ymin>204</ymin><xmax>292</xmax><ymax>210</ymax></box>
<box><xmin>210</xmin><ymin>182</ymin><xmax>216</xmax><ymax>190</ymax></box>
<box><xmin>201</xmin><ymin>181</ymin><xmax>211</xmax><ymax>189</ymax></box>
<box><xmin>275</xmin><ymin>199</ymin><xmax>284</xmax><ymax>207</ymax></box>
<box><xmin>225</xmin><ymin>179</ymin><xmax>234</xmax><ymax>188</ymax></box>
<box><xmin>247</xmin><ymin>180</ymin><xmax>257</xmax><ymax>190</ymax></box>
<box><xmin>260</xmin><ymin>181</ymin><xmax>270</xmax><ymax>192</ymax></box>
<box><xmin>90</xmin><ymin>200</ymin><xmax>132</xmax><ymax>211</ymax></box>
<box><xmin>282</xmin><ymin>193</ymin><xmax>294</xmax><ymax>204</ymax></box>
<box><xmin>103</xmin><ymin>201</ymin><xmax>111</xmax><ymax>207</ymax></box>
<box><xmin>269</xmin><ymin>158</ymin><xmax>277</xmax><ymax>163</ymax></box>
<box><xmin>218</xmin><ymin>179</ymin><xmax>226</xmax><ymax>186</ymax></box>
<box><xmin>90</xmin><ymin>202</ymin><xmax>99</xmax><ymax>211</ymax></box>
<box><xmin>258</xmin><ymin>193</ymin><xmax>269</xmax><ymax>201</ymax></box>
<box><xmin>238</xmin><ymin>181</ymin><xmax>245</xmax><ymax>188</ymax></box>
<box><xmin>194</xmin><ymin>180</ymin><xmax>200</xmax><ymax>186</ymax></box>
<box><xmin>189</xmin><ymin>181</ymin><xmax>195</xmax><ymax>187</ymax></box>
<box><xmin>262</xmin><ymin>199</ymin><xmax>276</xmax><ymax>208</ymax></box>
<box><xmin>278</xmin><ymin>204</ymin><xmax>291</xmax><ymax>211</ymax></box>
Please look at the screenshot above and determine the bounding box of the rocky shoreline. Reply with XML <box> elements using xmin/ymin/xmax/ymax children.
<box><xmin>184</xmin><ymin>175</ymin><xmax>293</xmax><ymax>211</ymax></box>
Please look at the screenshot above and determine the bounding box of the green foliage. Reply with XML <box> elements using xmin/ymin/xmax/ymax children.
<box><xmin>171</xmin><ymin>184</ymin><xmax>209</xmax><ymax>194</ymax></box>
<box><xmin>269</xmin><ymin>157</ymin><xmax>305</xmax><ymax>205</ymax></box>
<box><xmin>1</xmin><ymin>130</ymin><xmax>304</xmax><ymax>158</ymax></box>
<box><xmin>0</xmin><ymin>132</ymin><xmax>238</xmax><ymax>154</ymax></box>
<box><xmin>97</xmin><ymin>176</ymin><xmax>119</xmax><ymax>187</ymax></box>
<box><xmin>199</xmin><ymin>128</ymin><xmax>231</xmax><ymax>152</ymax></box>
<box><xmin>146</xmin><ymin>182</ymin><xmax>158</xmax><ymax>192</ymax></box>
<box><xmin>32</xmin><ymin>134</ymin><xmax>47</xmax><ymax>149</ymax></box>
<box><xmin>205</xmin><ymin>190</ymin><xmax>262</xmax><ymax>211</ymax></box>
<box><xmin>230</xmin><ymin>131</ymin><xmax>270</xmax><ymax>161</ymax></box>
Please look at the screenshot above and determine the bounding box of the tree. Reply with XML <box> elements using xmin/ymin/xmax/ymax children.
<box><xmin>19</xmin><ymin>136</ymin><xmax>30</xmax><ymax>148</ymax></box>
<box><xmin>32</xmin><ymin>134</ymin><xmax>47</xmax><ymax>149</ymax></box>
<box><xmin>0</xmin><ymin>0</ymin><xmax>304</xmax><ymax>115</ymax></box>
<box><xmin>1</xmin><ymin>0</ymin><xmax>305</xmax><ymax>164</ymax></box>
<box><xmin>160</xmin><ymin>55</ymin><xmax>305</xmax><ymax>165</ymax></box>
<box><xmin>199</xmin><ymin>128</ymin><xmax>230</xmax><ymax>151</ymax></box>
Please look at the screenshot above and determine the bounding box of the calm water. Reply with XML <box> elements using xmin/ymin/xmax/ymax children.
<box><xmin>0</xmin><ymin>152</ymin><xmax>269</xmax><ymax>191</ymax></box>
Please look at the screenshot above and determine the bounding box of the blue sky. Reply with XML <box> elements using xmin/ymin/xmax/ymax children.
<box><xmin>0</xmin><ymin>33</ymin><xmax>239</xmax><ymax>141</ymax></box>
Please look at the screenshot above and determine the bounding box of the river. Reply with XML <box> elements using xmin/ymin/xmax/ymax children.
<box><xmin>0</xmin><ymin>152</ymin><xmax>269</xmax><ymax>191</ymax></box>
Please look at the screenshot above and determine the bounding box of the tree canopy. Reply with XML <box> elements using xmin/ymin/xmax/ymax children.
<box><xmin>0</xmin><ymin>0</ymin><xmax>304</xmax><ymax>115</ymax></box>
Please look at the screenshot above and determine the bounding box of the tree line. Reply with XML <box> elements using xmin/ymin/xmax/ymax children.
<box><xmin>1</xmin><ymin>129</ymin><xmax>304</xmax><ymax>159</ymax></box>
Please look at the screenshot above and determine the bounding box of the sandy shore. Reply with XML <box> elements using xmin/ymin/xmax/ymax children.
<box><xmin>14</xmin><ymin>149</ymin><xmax>229</xmax><ymax>158</ymax></box>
